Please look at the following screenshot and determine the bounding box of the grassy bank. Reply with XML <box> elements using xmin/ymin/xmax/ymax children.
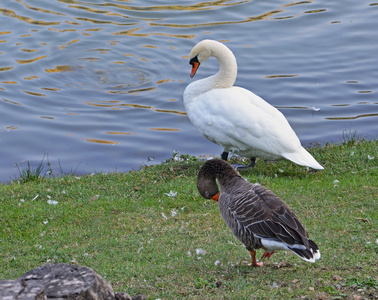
<box><xmin>0</xmin><ymin>140</ymin><xmax>377</xmax><ymax>299</ymax></box>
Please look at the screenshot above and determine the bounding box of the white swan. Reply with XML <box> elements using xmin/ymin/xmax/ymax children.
<box><xmin>183</xmin><ymin>39</ymin><xmax>323</xmax><ymax>170</ymax></box>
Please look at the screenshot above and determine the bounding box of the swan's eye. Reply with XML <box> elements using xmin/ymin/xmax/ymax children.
<box><xmin>189</xmin><ymin>55</ymin><xmax>200</xmax><ymax>66</ymax></box>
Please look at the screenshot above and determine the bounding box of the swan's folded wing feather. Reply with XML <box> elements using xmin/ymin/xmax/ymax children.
<box><xmin>188</xmin><ymin>87</ymin><xmax>302</xmax><ymax>156</ymax></box>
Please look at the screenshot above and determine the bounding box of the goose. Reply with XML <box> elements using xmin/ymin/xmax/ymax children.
<box><xmin>183</xmin><ymin>39</ymin><xmax>323</xmax><ymax>169</ymax></box>
<box><xmin>197</xmin><ymin>159</ymin><xmax>321</xmax><ymax>267</ymax></box>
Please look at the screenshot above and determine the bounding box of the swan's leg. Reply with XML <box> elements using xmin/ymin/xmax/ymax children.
<box><xmin>248</xmin><ymin>250</ymin><xmax>263</xmax><ymax>267</ymax></box>
<box><xmin>248</xmin><ymin>157</ymin><xmax>256</xmax><ymax>167</ymax></box>
<box><xmin>221</xmin><ymin>151</ymin><xmax>229</xmax><ymax>161</ymax></box>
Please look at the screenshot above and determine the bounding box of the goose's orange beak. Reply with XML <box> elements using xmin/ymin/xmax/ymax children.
<box><xmin>211</xmin><ymin>193</ymin><xmax>220</xmax><ymax>202</ymax></box>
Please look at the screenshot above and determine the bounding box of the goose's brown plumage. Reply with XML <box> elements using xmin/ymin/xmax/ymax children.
<box><xmin>197</xmin><ymin>159</ymin><xmax>320</xmax><ymax>267</ymax></box>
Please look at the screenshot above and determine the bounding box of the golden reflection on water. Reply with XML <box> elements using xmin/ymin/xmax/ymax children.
<box><xmin>69</xmin><ymin>0</ymin><xmax>251</xmax><ymax>12</ymax></box>
<box><xmin>149</xmin><ymin>9</ymin><xmax>284</xmax><ymax>29</ymax></box>
<box><xmin>303</xmin><ymin>9</ymin><xmax>326</xmax><ymax>14</ymax></box>
<box><xmin>150</xmin><ymin>128</ymin><xmax>179</xmax><ymax>132</ymax></box>
<box><xmin>16</xmin><ymin>55</ymin><xmax>47</xmax><ymax>64</ymax></box>
<box><xmin>41</xmin><ymin>87</ymin><xmax>60</xmax><ymax>91</ymax></box>
<box><xmin>112</xmin><ymin>27</ymin><xmax>195</xmax><ymax>39</ymax></box>
<box><xmin>23</xmin><ymin>91</ymin><xmax>46</xmax><ymax>97</ymax></box>
<box><xmin>282</xmin><ymin>1</ymin><xmax>313</xmax><ymax>8</ymax></box>
<box><xmin>105</xmin><ymin>132</ymin><xmax>132</xmax><ymax>135</ymax></box>
<box><xmin>24</xmin><ymin>75</ymin><xmax>38</xmax><ymax>80</ymax></box>
<box><xmin>326</xmin><ymin>114</ymin><xmax>378</xmax><ymax>120</ymax></box>
<box><xmin>265</xmin><ymin>74</ymin><xmax>299</xmax><ymax>79</ymax></box>
<box><xmin>85</xmin><ymin>100</ymin><xmax>186</xmax><ymax>115</ymax></box>
<box><xmin>0</xmin><ymin>67</ymin><xmax>14</xmax><ymax>72</ymax></box>
<box><xmin>86</xmin><ymin>138</ymin><xmax>119</xmax><ymax>145</ymax></box>
<box><xmin>0</xmin><ymin>7</ymin><xmax>61</xmax><ymax>25</ymax></box>
<box><xmin>21</xmin><ymin>48</ymin><xmax>38</xmax><ymax>53</ymax></box>
<box><xmin>20</xmin><ymin>1</ymin><xmax>65</xmax><ymax>16</ymax></box>
<box><xmin>45</xmin><ymin>65</ymin><xmax>74</xmax><ymax>73</ymax></box>
<box><xmin>3</xmin><ymin>99</ymin><xmax>22</xmax><ymax>106</ymax></box>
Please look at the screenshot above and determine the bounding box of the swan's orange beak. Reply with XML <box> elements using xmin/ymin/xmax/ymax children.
<box><xmin>211</xmin><ymin>193</ymin><xmax>220</xmax><ymax>202</ymax></box>
<box><xmin>189</xmin><ymin>55</ymin><xmax>200</xmax><ymax>78</ymax></box>
<box><xmin>190</xmin><ymin>61</ymin><xmax>200</xmax><ymax>78</ymax></box>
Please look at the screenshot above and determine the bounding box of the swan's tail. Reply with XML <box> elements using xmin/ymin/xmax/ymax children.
<box><xmin>283</xmin><ymin>147</ymin><xmax>324</xmax><ymax>170</ymax></box>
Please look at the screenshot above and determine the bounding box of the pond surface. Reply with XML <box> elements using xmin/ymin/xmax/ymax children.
<box><xmin>1</xmin><ymin>0</ymin><xmax>377</xmax><ymax>182</ymax></box>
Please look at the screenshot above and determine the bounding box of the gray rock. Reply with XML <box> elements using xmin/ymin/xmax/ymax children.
<box><xmin>0</xmin><ymin>263</ymin><xmax>141</xmax><ymax>300</ymax></box>
<box><xmin>0</xmin><ymin>278</ymin><xmax>46</xmax><ymax>300</ymax></box>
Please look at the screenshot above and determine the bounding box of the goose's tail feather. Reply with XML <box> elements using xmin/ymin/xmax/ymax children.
<box><xmin>289</xmin><ymin>240</ymin><xmax>321</xmax><ymax>263</ymax></box>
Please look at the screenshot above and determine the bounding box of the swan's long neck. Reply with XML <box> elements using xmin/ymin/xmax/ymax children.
<box><xmin>211</xmin><ymin>44</ymin><xmax>237</xmax><ymax>89</ymax></box>
<box><xmin>184</xmin><ymin>42</ymin><xmax>238</xmax><ymax>100</ymax></box>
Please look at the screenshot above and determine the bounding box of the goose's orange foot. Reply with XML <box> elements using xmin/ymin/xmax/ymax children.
<box><xmin>248</xmin><ymin>250</ymin><xmax>263</xmax><ymax>267</ymax></box>
<box><xmin>261</xmin><ymin>251</ymin><xmax>275</xmax><ymax>259</ymax></box>
<box><xmin>248</xmin><ymin>261</ymin><xmax>264</xmax><ymax>267</ymax></box>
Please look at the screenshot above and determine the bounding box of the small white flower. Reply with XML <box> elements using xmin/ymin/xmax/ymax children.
<box><xmin>43</xmin><ymin>220</ymin><xmax>48</xmax><ymax>225</ymax></box>
<box><xmin>20</xmin><ymin>199</ymin><xmax>25</xmax><ymax>203</ymax></box>
<box><xmin>196</xmin><ymin>248</ymin><xmax>207</xmax><ymax>255</ymax></box>
<box><xmin>214</xmin><ymin>260</ymin><xmax>221</xmax><ymax>266</ymax></box>
<box><xmin>171</xmin><ymin>209</ymin><xmax>178</xmax><ymax>217</ymax></box>
<box><xmin>165</xmin><ymin>190</ymin><xmax>177</xmax><ymax>197</ymax></box>
<box><xmin>47</xmin><ymin>200</ymin><xmax>58</xmax><ymax>205</ymax></box>
<box><xmin>350</xmin><ymin>151</ymin><xmax>355</xmax><ymax>156</ymax></box>
<box><xmin>161</xmin><ymin>212</ymin><xmax>168</xmax><ymax>220</ymax></box>
<box><xmin>368</xmin><ymin>155</ymin><xmax>374</xmax><ymax>160</ymax></box>
<box><xmin>333</xmin><ymin>180</ymin><xmax>339</xmax><ymax>183</ymax></box>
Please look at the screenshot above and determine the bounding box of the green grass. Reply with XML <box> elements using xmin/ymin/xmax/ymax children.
<box><xmin>0</xmin><ymin>140</ymin><xmax>377</xmax><ymax>299</ymax></box>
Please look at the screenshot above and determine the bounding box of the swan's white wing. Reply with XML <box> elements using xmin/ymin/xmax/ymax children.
<box><xmin>186</xmin><ymin>86</ymin><xmax>302</xmax><ymax>158</ymax></box>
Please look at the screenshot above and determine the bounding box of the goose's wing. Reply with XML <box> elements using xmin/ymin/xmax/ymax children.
<box><xmin>226</xmin><ymin>183</ymin><xmax>309</xmax><ymax>247</ymax></box>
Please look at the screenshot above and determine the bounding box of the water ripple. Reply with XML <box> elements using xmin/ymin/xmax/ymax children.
<box><xmin>0</xmin><ymin>0</ymin><xmax>377</xmax><ymax>182</ymax></box>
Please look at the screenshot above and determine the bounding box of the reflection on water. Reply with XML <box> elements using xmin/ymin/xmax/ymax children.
<box><xmin>85</xmin><ymin>100</ymin><xmax>186</xmax><ymax>115</ymax></box>
<box><xmin>0</xmin><ymin>0</ymin><xmax>377</xmax><ymax>182</ymax></box>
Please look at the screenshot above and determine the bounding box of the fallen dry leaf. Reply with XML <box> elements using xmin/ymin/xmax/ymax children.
<box><xmin>356</xmin><ymin>217</ymin><xmax>370</xmax><ymax>223</ymax></box>
<box><xmin>333</xmin><ymin>275</ymin><xmax>343</xmax><ymax>281</ymax></box>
